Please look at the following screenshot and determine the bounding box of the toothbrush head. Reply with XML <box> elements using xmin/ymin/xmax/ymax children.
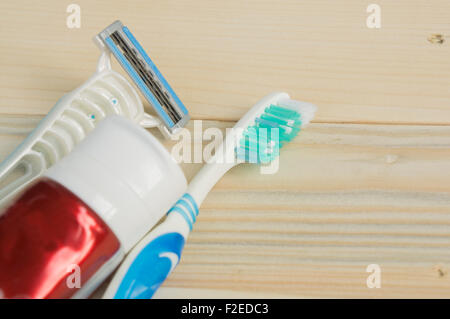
<box><xmin>235</xmin><ymin>92</ymin><xmax>317</xmax><ymax>163</ymax></box>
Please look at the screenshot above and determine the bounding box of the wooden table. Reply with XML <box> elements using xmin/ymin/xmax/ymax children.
<box><xmin>1</xmin><ymin>1</ymin><xmax>449</xmax><ymax>298</ymax></box>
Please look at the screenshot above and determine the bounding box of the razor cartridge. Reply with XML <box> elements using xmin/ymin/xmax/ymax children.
<box><xmin>97</xmin><ymin>20</ymin><xmax>190</xmax><ymax>134</ymax></box>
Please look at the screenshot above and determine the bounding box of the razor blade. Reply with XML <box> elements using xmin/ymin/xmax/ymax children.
<box><xmin>97</xmin><ymin>20</ymin><xmax>190</xmax><ymax>134</ymax></box>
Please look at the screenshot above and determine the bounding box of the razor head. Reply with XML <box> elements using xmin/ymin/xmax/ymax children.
<box><xmin>98</xmin><ymin>20</ymin><xmax>189</xmax><ymax>133</ymax></box>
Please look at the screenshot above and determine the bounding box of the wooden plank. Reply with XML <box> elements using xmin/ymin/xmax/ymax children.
<box><xmin>1</xmin><ymin>119</ymin><xmax>450</xmax><ymax>297</ymax></box>
<box><xmin>0</xmin><ymin>1</ymin><xmax>449</xmax><ymax>124</ymax></box>
<box><xmin>169</xmin><ymin>121</ymin><xmax>450</xmax><ymax>298</ymax></box>
<box><xmin>1</xmin><ymin>0</ymin><xmax>449</xmax><ymax>299</ymax></box>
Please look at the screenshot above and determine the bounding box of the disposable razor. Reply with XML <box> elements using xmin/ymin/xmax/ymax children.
<box><xmin>0</xmin><ymin>20</ymin><xmax>190</xmax><ymax>208</ymax></box>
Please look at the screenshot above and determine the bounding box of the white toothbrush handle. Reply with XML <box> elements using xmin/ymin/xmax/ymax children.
<box><xmin>188</xmin><ymin>161</ymin><xmax>237</xmax><ymax>205</ymax></box>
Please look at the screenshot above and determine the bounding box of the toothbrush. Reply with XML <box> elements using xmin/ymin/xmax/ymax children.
<box><xmin>0</xmin><ymin>20</ymin><xmax>189</xmax><ymax>207</ymax></box>
<box><xmin>103</xmin><ymin>92</ymin><xmax>317</xmax><ymax>299</ymax></box>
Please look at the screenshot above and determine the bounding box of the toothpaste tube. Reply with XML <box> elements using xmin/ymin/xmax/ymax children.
<box><xmin>0</xmin><ymin>116</ymin><xmax>186</xmax><ymax>298</ymax></box>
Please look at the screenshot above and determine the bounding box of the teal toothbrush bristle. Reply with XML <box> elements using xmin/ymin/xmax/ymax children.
<box><xmin>236</xmin><ymin>103</ymin><xmax>303</xmax><ymax>163</ymax></box>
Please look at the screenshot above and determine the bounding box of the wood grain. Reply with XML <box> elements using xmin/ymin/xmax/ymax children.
<box><xmin>0</xmin><ymin>1</ymin><xmax>449</xmax><ymax>124</ymax></box>
<box><xmin>0</xmin><ymin>0</ymin><xmax>449</xmax><ymax>298</ymax></box>
<box><xmin>2</xmin><ymin>119</ymin><xmax>450</xmax><ymax>298</ymax></box>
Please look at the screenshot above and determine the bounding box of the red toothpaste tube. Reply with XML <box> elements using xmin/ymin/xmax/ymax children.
<box><xmin>0</xmin><ymin>116</ymin><xmax>186</xmax><ymax>298</ymax></box>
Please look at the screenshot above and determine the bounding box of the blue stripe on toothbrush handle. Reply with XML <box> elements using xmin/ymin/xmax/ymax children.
<box><xmin>177</xmin><ymin>199</ymin><xmax>196</xmax><ymax>225</ymax></box>
<box><xmin>182</xmin><ymin>193</ymin><xmax>199</xmax><ymax>214</ymax></box>
<box><xmin>113</xmin><ymin>232</ymin><xmax>185</xmax><ymax>299</ymax></box>
<box><xmin>166</xmin><ymin>193</ymin><xmax>199</xmax><ymax>230</ymax></box>
<box><xmin>169</xmin><ymin>206</ymin><xmax>193</xmax><ymax>231</ymax></box>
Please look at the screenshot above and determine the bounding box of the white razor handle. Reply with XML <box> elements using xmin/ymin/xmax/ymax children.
<box><xmin>0</xmin><ymin>52</ymin><xmax>156</xmax><ymax>208</ymax></box>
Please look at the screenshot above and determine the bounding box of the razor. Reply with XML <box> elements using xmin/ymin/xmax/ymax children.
<box><xmin>0</xmin><ymin>20</ymin><xmax>190</xmax><ymax>208</ymax></box>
